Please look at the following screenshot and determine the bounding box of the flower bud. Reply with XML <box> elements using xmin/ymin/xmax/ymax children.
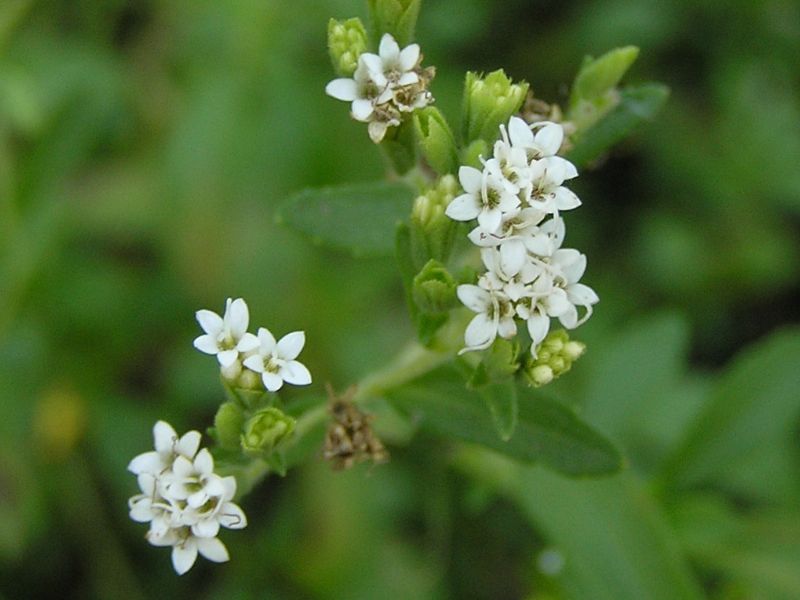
<box><xmin>213</xmin><ymin>401</ymin><xmax>245</xmax><ymax>450</ymax></box>
<box><xmin>414</xmin><ymin>107</ymin><xmax>458</xmax><ymax>175</ymax></box>
<box><xmin>410</xmin><ymin>175</ymin><xmax>459</xmax><ymax>263</ymax></box>
<box><xmin>462</xmin><ymin>70</ymin><xmax>529</xmax><ymax>145</ymax></box>
<box><xmin>524</xmin><ymin>329</ymin><xmax>586</xmax><ymax>387</ymax></box>
<box><xmin>412</xmin><ymin>259</ymin><xmax>457</xmax><ymax>314</ymax></box>
<box><xmin>367</xmin><ymin>0</ymin><xmax>421</xmax><ymax>46</ymax></box>
<box><xmin>241</xmin><ymin>407</ymin><xmax>296</xmax><ymax>455</ymax></box>
<box><xmin>327</xmin><ymin>18</ymin><xmax>368</xmax><ymax>77</ymax></box>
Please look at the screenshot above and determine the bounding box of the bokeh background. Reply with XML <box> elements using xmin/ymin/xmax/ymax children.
<box><xmin>1</xmin><ymin>0</ymin><xmax>799</xmax><ymax>598</ymax></box>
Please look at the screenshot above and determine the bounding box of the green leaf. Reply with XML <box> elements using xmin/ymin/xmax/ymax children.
<box><xmin>567</xmin><ymin>83</ymin><xmax>669</xmax><ymax>167</ymax></box>
<box><xmin>387</xmin><ymin>366</ymin><xmax>622</xmax><ymax>476</ymax></box>
<box><xmin>277</xmin><ymin>181</ymin><xmax>415</xmax><ymax>257</ymax></box>
<box><xmin>660</xmin><ymin>326</ymin><xmax>800</xmax><ymax>490</ymax></box>
<box><xmin>479</xmin><ymin>380</ymin><xmax>518</xmax><ymax>441</ymax></box>
<box><xmin>570</xmin><ymin>46</ymin><xmax>639</xmax><ymax>106</ymax></box>
<box><xmin>460</xmin><ymin>452</ymin><xmax>704</xmax><ymax>600</ymax></box>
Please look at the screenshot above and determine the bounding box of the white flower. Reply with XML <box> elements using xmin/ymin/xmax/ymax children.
<box><xmin>548</xmin><ymin>249</ymin><xmax>599</xmax><ymax>328</ymax></box>
<box><xmin>528</xmin><ymin>156</ymin><xmax>581</xmax><ymax>213</ymax></box>
<box><xmin>193</xmin><ymin>298</ymin><xmax>260</xmax><ymax>367</ymax></box>
<box><xmin>325</xmin><ymin>33</ymin><xmax>433</xmax><ymax>143</ymax></box>
<box><xmin>242</xmin><ymin>328</ymin><xmax>312</xmax><ymax>392</ymax></box>
<box><xmin>505</xmin><ymin>117</ymin><xmax>564</xmax><ymax>160</ymax></box>
<box><xmin>127</xmin><ymin>421</ymin><xmax>248</xmax><ymax>575</ymax></box>
<box><xmin>445</xmin><ymin>164</ymin><xmax>520</xmax><ymax>233</ymax></box>
<box><xmin>456</xmin><ymin>284</ymin><xmax>517</xmax><ymax>353</ymax></box>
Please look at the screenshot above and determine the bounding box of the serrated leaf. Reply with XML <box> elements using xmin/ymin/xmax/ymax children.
<box><xmin>570</xmin><ymin>46</ymin><xmax>639</xmax><ymax>106</ymax></box>
<box><xmin>277</xmin><ymin>182</ymin><xmax>415</xmax><ymax>256</ymax></box>
<box><xmin>660</xmin><ymin>326</ymin><xmax>800</xmax><ymax>489</ymax></box>
<box><xmin>567</xmin><ymin>83</ymin><xmax>669</xmax><ymax>167</ymax></box>
<box><xmin>387</xmin><ymin>366</ymin><xmax>622</xmax><ymax>476</ymax></box>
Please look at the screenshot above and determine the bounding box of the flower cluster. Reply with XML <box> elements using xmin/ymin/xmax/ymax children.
<box><xmin>128</xmin><ymin>421</ymin><xmax>247</xmax><ymax>575</ymax></box>
<box><xmin>193</xmin><ymin>298</ymin><xmax>312</xmax><ymax>392</ymax></box>
<box><xmin>326</xmin><ymin>33</ymin><xmax>434</xmax><ymax>143</ymax></box>
<box><xmin>445</xmin><ymin>116</ymin><xmax>599</xmax><ymax>355</ymax></box>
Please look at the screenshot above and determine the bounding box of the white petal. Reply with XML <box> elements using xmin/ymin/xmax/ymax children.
<box><xmin>227</xmin><ymin>298</ymin><xmax>249</xmax><ymax>339</ymax></box>
<box><xmin>398</xmin><ymin>43</ymin><xmax>420</xmax><ymax>70</ymax></box>
<box><xmin>221</xmin><ymin>476</ymin><xmax>237</xmax><ymax>500</ymax></box>
<box><xmin>129</xmin><ymin>496</ymin><xmax>154</xmax><ymax>522</ymax></box>
<box><xmin>477</xmin><ymin>207</ymin><xmax>502</xmax><ymax>233</ymax></box>
<box><xmin>177</xmin><ymin>431</ymin><xmax>201</xmax><ymax>459</ymax></box>
<box><xmin>559</xmin><ymin>305</ymin><xmax>579</xmax><ymax>329</ymax></box>
<box><xmin>499</xmin><ymin>239</ymin><xmax>528</xmax><ymax>277</ymax></box>
<box><xmin>468</xmin><ymin>226</ymin><xmax>501</xmax><ymax>247</ymax></box>
<box><xmin>527</xmin><ymin>310</ymin><xmax>551</xmax><ymax>346</ymax></box>
<box><xmin>204</xmin><ymin>475</ymin><xmax>226</xmax><ymax>497</ymax></box>
<box><xmin>136</xmin><ymin>472</ymin><xmax>157</xmax><ymax>495</ymax></box>
<box><xmin>281</xmin><ymin>360</ymin><xmax>312</xmax><ymax>386</ymax></box>
<box><xmin>498</xmin><ymin>316</ymin><xmax>517</xmax><ymax>339</ymax></box>
<box><xmin>236</xmin><ymin>332</ymin><xmax>260</xmax><ymax>352</ymax></box>
<box><xmin>194</xmin><ymin>449</ymin><xmax>214</xmax><ymax>475</ymax></box>
<box><xmin>257</xmin><ymin>327</ymin><xmax>277</xmax><ymax>353</ymax></box>
<box><xmin>197</xmin><ymin>537</ymin><xmax>229</xmax><ymax>563</ymax></box>
<box><xmin>553</xmin><ymin>249</ymin><xmax>585</xmax><ymax>281</ymax></box>
<box><xmin>193</xmin><ymin>334</ymin><xmax>219</xmax><ymax>355</ymax></box>
<box><xmin>262</xmin><ymin>371</ymin><xmax>284</xmax><ymax>392</ymax></box>
<box><xmin>378</xmin><ymin>33</ymin><xmax>400</xmax><ymax>63</ymax></box>
<box><xmin>187</xmin><ymin>490</ymin><xmax>208</xmax><ymax>509</ymax></box>
<box><xmin>464</xmin><ymin>313</ymin><xmax>497</xmax><ymax>350</ymax></box>
<box><xmin>545</xmin><ymin>288</ymin><xmax>570</xmax><ymax>317</ymax></box>
<box><xmin>457</xmin><ymin>284</ymin><xmax>490</xmax><ymax>313</ymax></box>
<box><xmin>351</xmin><ymin>98</ymin><xmax>374</xmax><ymax>121</ymax></box>
<box><xmin>128</xmin><ymin>451</ymin><xmax>162</xmax><ymax>475</ymax></box>
<box><xmin>172</xmin><ymin>455</ymin><xmax>194</xmax><ymax>478</ymax></box>
<box><xmin>195</xmin><ymin>310</ymin><xmax>223</xmax><ymax>336</ymax></box>
<box><xmin>217</xmin><ymin>349</ymin><xmax>239</xmax><ymax>368</ymax></box>
<box><xmin>458</xmin><ymin>166</ymin><xmax>483</xmax><ymax>193</ymax></box>
<box><xmin>397</xmin><ymin>72</ymin><xmax>419</xmax><ymax>86</ymax></box>
<box><xmin>534</xmin><ymin>123</ymin><xmax>564</xmax><ymax>156</ymax></box>
<box><xmin>242</xmin><ymin>354</ymin><xmax>264</xmax><ymax>373</ymax></box>
<box><xmin>359</xmin><ymin>53</ymin><xmax>383</xmax><ymax>77</ymax></box>
<box><xmin>276</xmin><ymin>331</ymin><xmax>305</xmax><ymax>360</ymax></box>
<box><xmin>508</xmin><ymin>116</ymin><xmax>534</xmax><ymax>147</ymax></box>
<box><xmin>172</xmin><ymin>539</ymin><xmax>199</xmax><ymax>575</ymax></box>
<box><xmin>153</xmin><ymin>421</ymin><xmax>178</xmax><ymax>454</ymax></box>
<box><xmin>445</xmin><ymin>193</ymin><xmax>481</xmax><ymax>221</ymax></box>
<box><xmin>192</xmin><ymin>518</ymin><xmax>220</xmax><ymax>539</ymax></box>
<box><xmin>219</xmin><ymin>502</ymin><xmax>247</xmax><ymax>529</ymax></box>
<box><xmin>325</xmin><ymin>78</ymin><xmax>358</xmax><ymax>101</ymax></box>
<box><xmin>368</xmin><ymin>120</ymin><xmax>389</xmax><ymax>143</ymax></box>
<box><xmin>568</xmin><ymin>283</ymin><xmax>599</xmax><ymax>306</ymax></box>
<box><xmin>552</xmin><ymin>186</ymin><xmax>581</xmax><ymax>210</ymax></box>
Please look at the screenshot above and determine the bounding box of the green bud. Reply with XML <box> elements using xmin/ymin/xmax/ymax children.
<box><xmin>527</xmin><ymin>365</ymin><xmax>554</xmax><ymax>387</ymax></box>
<box><xmin>412</xmin><ymin>259</ymin><xmax>457</xmax><ymax>314</ymax></box>
<box><xmin>524</xmin><ymin>329</ymin><xmax>586</xmax><ymax>387</ymax></box>
<box><xmin>367</xmin><ymin>0</ymin><xmax>421</xmax><ymax>46</ymax></box>
<box><xmin>462</xmin><ymin>70</ymin><xmax>529</xmax><ymax>145</ymax></box>
<box><xmin>328</xmin><ymin>18</ymin><xmax>368</xmax><ymax>77</ymax></box>
<box><xmin>214</xmin><ymin>402</ymin><xmax>245</xmax><ymax>451</ymax></box>
<box><xmin>414</xmin><ymin>107</ymin><xmax>458</xmax><ymax>175</ymax></box>
<box><xmin>241</xmin><ymin>407</ymin><xmax>296</xmax><ymax>455</ymax></box>
<box><xmin>410</xmin><ymin>174</ymin><xmax>459</xmax><ymax>263</ymax></box>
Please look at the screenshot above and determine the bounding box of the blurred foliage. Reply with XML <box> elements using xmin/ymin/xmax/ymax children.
<box><xmin>0</xmin><ymin>0</ymin><xmax>798</xmax><ymax>598</ymax></box>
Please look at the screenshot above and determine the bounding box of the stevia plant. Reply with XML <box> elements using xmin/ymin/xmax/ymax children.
<box><xmin>126</xmin><ymin>0</ymin><xmax>669</xmax><ymax>574</ymax></box>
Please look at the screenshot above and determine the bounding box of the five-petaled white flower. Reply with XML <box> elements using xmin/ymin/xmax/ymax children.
<box><xmin>243</xmin><ymin>328</ymin><xmax>312</xmax><ymax>392</ymax></box>
<box><xmin>127</xmin><ymin>421</ymin><xmax>247</xmax><ymax>575</ymax></box>
<box><xmin>193</xmin><ymin>298</ymin><xmax>259</xmax><ymax>367</ymax></box>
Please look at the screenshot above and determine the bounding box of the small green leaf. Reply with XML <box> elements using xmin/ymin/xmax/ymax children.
<box><xmin>567</xmin><ymin>83</ymin><xmax>669</xmax><ymax>167</ymax></box>
<box><xmin>387</xmin><ymin>367</ymin><xmax>622</xmax><ymax>476</ymax></box>
<box><xmin>277</xmin><ymin>181</ymin><xmax>415</xmax><ymax>256</ymax></box>
<box><xmin>479</xmin><ymin>380</ymin><xmax>518</xmax><ymax>441</ymax></box>
<box><xmin>660</xmin><ymin>326</ymin><xmax>800</xmax><ymax>490</ymax></box>
<box><xmin>570</xmin><ymin>46</ymin><xmax>640</xmax><ymax>106</ymax></box>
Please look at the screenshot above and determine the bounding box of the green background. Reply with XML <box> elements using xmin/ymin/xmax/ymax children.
<box><xmin>1</xmin><ymin>0</ymin><xmax>799</xmax><ymax>598</ymax></box>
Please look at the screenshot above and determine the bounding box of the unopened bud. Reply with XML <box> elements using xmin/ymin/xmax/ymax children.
<box><xmin>214</xmin><ymin>402</ymin><xmax>245</xmax><ymax>450</ymax></box>
<box><xmin>462</xmin><ymin>70</ymin><xmax>529</xmax><ymax>145</ymax></box>
<box><xmin>414</xmin><ymin>107</ymin><xmax>458</xmax><ymax>175</ymax></box>
<box><xmin>410</xmin><ymin>175</ymin><xmax>459</xmax><ymax>262</ymax></box>
<box><xmin>327</xmin><ymin>18</ymin><xmax>368</xmax><ymax>77</ymax></box>
<box><xmin>563</xmin><ymin>340</ymin><xmax>586</xmax><ymax>361</ymax></box>
<box><xmin>528</xmin><ymin>365</ymin><xmax>554</xmax><ymax>387</ymax></box>
<box><xmin>241</xmin><ymin>407</ymin><xmax>296</xmax><ymax>455</ymax></box>
<box><xmin>412</xmin><ymin>260</ymin><xmax>457</xmax><ymax>314</ymax></box>
<box><xmin>367</xmin><ymin>0</ymin><xmax>421</xmax><ymax>46</ymax></box>
<box><xmin>524</xmin><ymin>329</ymin><xmax>587</xmax><ymax>387</ymax></box>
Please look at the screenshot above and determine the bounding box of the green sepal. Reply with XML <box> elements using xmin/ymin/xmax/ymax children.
<box><xmin>367</xmin><ymin>0</ymin><xmax>421</xmax><ymax>46</ymax></box>
<box><xmin>265</xmin><ymin>451</ymin><xmax>288</xmax><ymax>477</ymax></box>
<box><xmin>241</xmin><ymin>407</ymin><xmax>296</xmax><ymax>455</ymax></box>
<box><xmin>414</xmin><ymin>107</ymin><xmax>459</xmax><ymax>175</ymax></box>
<box><xmin>460</xmin><ymin>138</ymin><xmax>489</xmax><ymax>170</ymax></box>
<box><xmin>327</xmin><ymin>17</ymin><xmax>368</xmax><ymax>77</ymax></box>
